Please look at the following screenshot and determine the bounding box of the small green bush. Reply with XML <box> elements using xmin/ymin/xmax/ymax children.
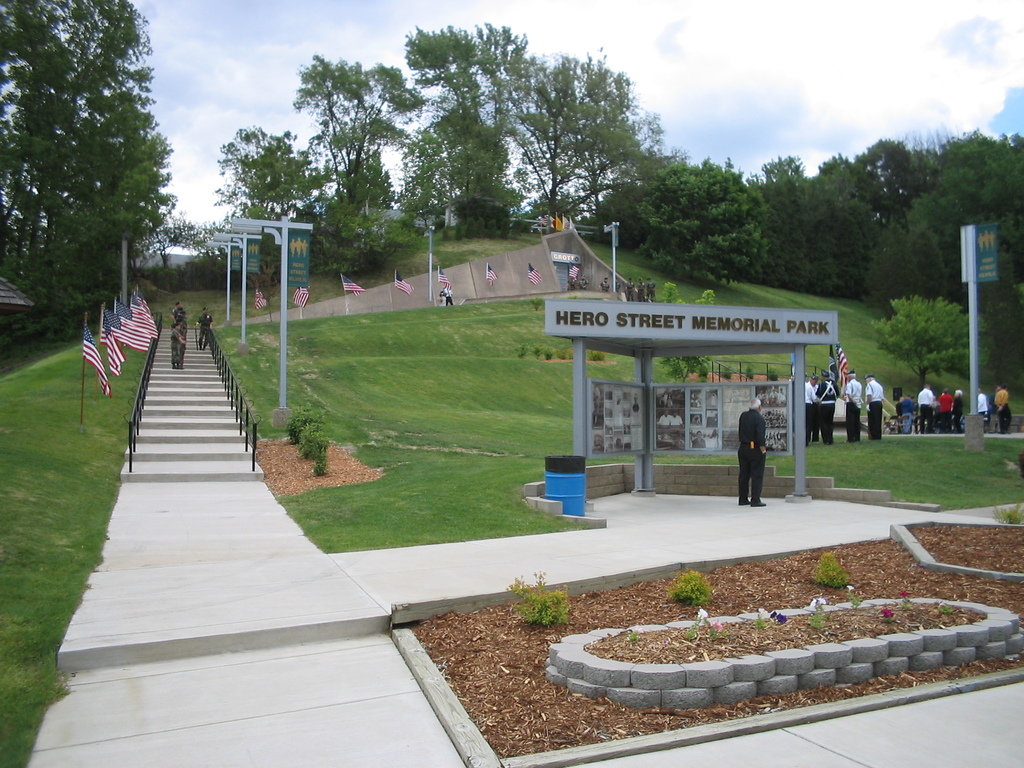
<box><xmin>994</xmin><ymin>503</ymin><xmax>1023</xmax><ymax>525</ymax></box>
<box><xmin>287</xmin><ymin>406</ymin><xmax>324</xmax><ymax>445</ymax></box>
<box><xmin>813</xmin><ymin>552</ymin><xmax>851</xmax><ymax>588</ymax></box>
<box><xmin>508</xmin><ymin>573</ymin><xmax>569</xmax><ymax>626</ymax></box>
<box><xmin>667</xmin><ymin>569</ymin><xmax>712</xmax><ymax>606</ymax></box>
<box><xmin>586</xmin><ymin>350</ymin><xmax>606</xmax><ymax>362</ymax></box>
<box><xmin>298</xmin><ymin>426</ymin><xmax>328</xmax><ymax>461</ymax></box>
<box><xmin>529</xmin><ymin>298</ymin><xmax>543</xmax><ymax>311</ymax></box>
<box><xmin>312</xmin><ymin>452</ymin><xmax>328</xmax><ymax>476</ymax></box>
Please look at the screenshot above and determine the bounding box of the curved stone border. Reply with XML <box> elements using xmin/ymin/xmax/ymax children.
<box><xmin>891</xmin><ymin>522</ymin><xmax>1024</xmax><ymax>582</ymax></box>
<box><xmin>546</xmin><ymin>599</ymin><xmax>1023</xmax><ymax>710</ymax></box>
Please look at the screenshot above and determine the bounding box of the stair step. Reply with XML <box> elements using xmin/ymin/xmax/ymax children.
<box><xmin>121</xmin><ymin>460</ymin><xmax>263</xmax><ymax>482</ymax></box>
<box><xmin>136</xmin><ymin>432</ymin><xmax>247</xmax><ymax>444</ymax></box>
<box><xmin>141</xmin><ymin>418</ymin><xmax>239</xmax><ymax>431</ymax></box>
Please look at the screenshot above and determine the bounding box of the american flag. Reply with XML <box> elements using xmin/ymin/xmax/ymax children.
<box><xmin>254</xmin><ymin>289</ymin><xmax>267</xmax><ymax>310</ymax></box>
<box><xmin>437</xmin><ymin>267</ymin><xmax>452</xmax><ymax>289</ymax></box>
<box><xmin>111</xmin><ymin>299</ymin><xmax>153</xmax><ymax>351</ymax></box>
<box><xmin>100</xmin><ymin>311</ymin><xmax>125</xmax><ymax>376</ymax></box>
<box><xmin>835</xmin><ymin>344</ymin><xmax>850</xmax><ymax>388</ymax></box>
<box><xmin>341</xmin><ymin>273</ymin><xmax>365</xmax><ymax>294</ymax></box>
<box><xmin>569</xmin><ymin>264</ymin><xmax>580</xmax><ymax>279</ymax></box>
<box><xmin>131</xmin><ymin>292</ymin><xmax>158</xmax><ymax>338</ymax></box>
<box><xmin>292</xmin><ymin>285</ymin><xmax>309</xmax><ymax>308</ymax></box>
<box><xmin>486</xmin><ymin>264</ymin><xmax>497</xmax><ymax>284</ymax></box>
<box><xmin>83</xmin><ymin>325</ymin><xmax>111</xmax><ymax>397</ymax></box>
<box><xmin>394</xmin><ymin>272</ymin><xmax>413</xmax><ymax>295</ymax></box>
<box><xmin>527</xmin><ymin>263</ymin><xmax>542</xmax><ymax>285</ymax></box>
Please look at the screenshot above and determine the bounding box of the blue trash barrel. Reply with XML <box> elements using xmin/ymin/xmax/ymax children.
<box><xmin>545</xmin><ymin>455</ymin><xmax>586</xmax><ymax>516</ymax></box>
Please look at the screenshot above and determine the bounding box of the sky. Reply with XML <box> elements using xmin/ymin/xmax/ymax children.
<box><xmin>135</xmin><ymin>0</ymin><xmax>1024</xmax><ymax>225</ymax></box>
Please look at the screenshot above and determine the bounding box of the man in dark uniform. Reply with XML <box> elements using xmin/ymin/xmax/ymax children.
<box><xmin>737</xmin><ymin>397</ymin><xmax>767</xmax><ymax>507</ymax></box>
<box><xmin>197</xmin><ymin>307</ymin><xmax>213</xmax><ymax>350</ymax></box>
<box><xmin>816</xmin><ymin>374</ymin><xmax>839</xmax><ymax>444</ymax></box>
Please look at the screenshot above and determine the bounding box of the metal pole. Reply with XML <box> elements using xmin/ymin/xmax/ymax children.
<box><xmin>225</xmin><ymin>244</ymin><xmax>232</xmax><ymax>324</ymax></box>
<box><xmin>962</xmin><ymin>225</ymin><xmax>980</xmax><ymax>414</ymax></box>
<box><xmin>278</xmin><ymin>219</ymin><xmax>290</xmax><ymax>410</ymax></box>
<box><xmin>240</xmin><ymin>235</ymin><xmax>249</xmax><ymax>347</ymax></box>
<box><xmin>792</xmin><ymin>345</ymin><xmax>808</xmax><ymax>498</ymax></box>
<box><xmin>428</xmin><ymin>227</ymin><xmax>434</xmax><ymax>306</ymax></box>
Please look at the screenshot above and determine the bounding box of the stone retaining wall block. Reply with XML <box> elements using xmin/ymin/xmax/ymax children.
<box><xmin>908</xmin><ymin>650</ymin><xmax>945</xmax><ymax>671</ymax></box>
<box><xmin>683</xmin><ymin>660</ymin><xmax>733</xmax><ymax>688</ymax></box>
<box><xmin>662</xmin><ymin>687</ymin><xmax>714</xmax><ymax>710</ymax></box>
<box><xmin>545</xmin><ymin>665</ymin><xmax>567</xmax><ymax>686</ymax></box>
<box><xmin>878</xmin><ymin>633</ymin><xmax>925</xmax><ymax>656</ymax></box>
<box><xmin>977</xmin><ymin>618</ymin><xmax>1016</xmax><ymax>642</ymax></box>
<box><xmin>724</xmin><ymin>655</ymin><xmax>776</xmax><ymax>682</ymax></box>
<box><xmin>1004</xmin><ymin>634</ymin><xmax>1024</xmax><ymax>656</ymax></box>
<box><xmin>765</xmin><ymin>648</ymin><xmax>816</xmax><ymax>675</ymax></box>
<box><xmin>606</xmin><ymin>686</ymin><xmax>662</xmax><ymax>709</ymax></box>
<box><xmin>873</xmin><ymin>656</ymin><xmax>910</xmax><ymax>676</ymax></box>
<box><xmin>912</xmin><ymin>628</ymin><xmax>958</xmax><ymax>652</ymax></box>
<box><xmin>955</xmin><ymin>624</ymin><xmax>992</xmax><ymax>647</ymax></box>
<box><xmin>804</xmin><ymin>642</ymin><xmax>854</xmax><ymax>668</ymax></box>
<box><xmin>836</xmin><ymin>662</ymin><xmax>875</xmax><ymax>684</ymax></box>
<box><xmin>582</xmin><ymin>657</ymin><xmax>634</xmax><ymax>687</ymax></box>
<box><xmin>567</xmin><ymin>678</ymin><xmax>606</xmax><ymax>698</ymax></box>
<box><xmin>976</xmin><ymin>640</ymin><xmax>1007</xmax><ymax>660</ymax></box>
<box><xmin>798</xmin><ymin>668</ymin><xmax>837</xmax><ymax>689</ymax></box>
<box><xmin>942</xmin><ymin>646</ymin><xmax>976</xmax><ymax>666</ymax></box>
<box><xmin>713</xmin><ymin>680</ymin><xmax>758</xmax><ymax>704</ymax></box>
<box><xmin>630</xmin><ymin>664</ymin><xmax>687</xmax><ymax>690</ymax></box>
<box><xmin>842</xmin><ymin>637</ymin><xmax>890</xmax><ymax>662</ymax></box>
<box><xmin>757</xmin><ymin>674</ymin><xmax>799</xmax><ymax>696</ymax></box>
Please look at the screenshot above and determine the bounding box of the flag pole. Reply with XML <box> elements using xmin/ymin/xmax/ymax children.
<box><xmin>80</xmin><ymin>311</ymin><xmax>88</xmax><ymax>431</ymax></box>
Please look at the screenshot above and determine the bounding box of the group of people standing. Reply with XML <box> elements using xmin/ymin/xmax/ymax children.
<box><xmin>908</xmin><ymin>383</ymin><xmax>1012</xmax><ymax>435</ymax></box>
<box><xmin>803</xmin><ymin>370</ymin><xmax>886</xmax><ymax>444</ymax></box>
<box><xmin>168</xmin><ymin>302</ymin><xmax>213</xmax><ymax>369</ymax></box>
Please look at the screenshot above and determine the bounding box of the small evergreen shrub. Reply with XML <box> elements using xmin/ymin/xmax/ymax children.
<box><xmin>994</xmin><ymin>504</ymin><xmax>1023</xmax><ymax>524</ymax></box>
<box><xmin>586</xmin><ymin>350</ymin><xmax>606</xmax><ymax>362</ymax></box>
<box><xmin>813</xmin><ymin>551</ymin><xmax>851</xmax><ymax>588</ymax></box>
<box><xmin>667</xmin><ymin>569</ymin><xmax>712</xmax><ymax>606</ymax></box>
<box><xmin>508</xmin><ymin>573</ymin><xmax>569</xmax><ymax>626</ymax></box>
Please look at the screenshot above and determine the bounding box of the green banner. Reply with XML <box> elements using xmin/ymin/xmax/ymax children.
<box><xmin>976</xmin><ymin>223</ymin><xmax>998</xmax><ymax>283</ymax></box>
<box><xmin>230</xmin><ymin>244</ymin><xmax>242</xmax><ymax>272</ymax></box>
<box><xmin>246</xmin><ymin>240</ymin><xmax>261</xmax><ymax>275</ymax></box>
<box><xmin>286</xmin><ymin>229</ymin><xmax>311</xmax><ymax>288</ymax></box>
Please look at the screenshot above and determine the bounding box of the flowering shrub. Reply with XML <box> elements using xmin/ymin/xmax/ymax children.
<box><xmin>508</xmin><ymin>572</ymin><xmax>569</xmax><ymax>626</ymax></box>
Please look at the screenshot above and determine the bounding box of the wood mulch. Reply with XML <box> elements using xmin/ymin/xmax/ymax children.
<box><xmin>413</xmin><ymin>536</ymin><xmax>1024</xmax><ymax>759</ymax></box>
<box><xmin>910</xmin><ymin>524</ymin><xmax>1024</xmax><ymax>574</ymax></box>
<box><xmin>257</xmin><ymin>439</ymin><xmax>382</xmax><ymax>496</ymax></box>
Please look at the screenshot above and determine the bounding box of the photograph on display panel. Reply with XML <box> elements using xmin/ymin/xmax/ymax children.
<box><xmin>654</xmin><ymin>386</ymin><xmax>686</xmax><ymax>450</ymax></box>
<box><xmin>685</xmin><ymin>386</ymin><xmax>722</xmax><ymax>451</ymax></box>
<box><xmin>588</xmin><ymin>380</ymin><xmax>645</xmax><ymax>455</ymax></box>
<box><xmin>756</xmin><ymin>383</ymin><xmax>790</xmax><ymax>452</ymax></box>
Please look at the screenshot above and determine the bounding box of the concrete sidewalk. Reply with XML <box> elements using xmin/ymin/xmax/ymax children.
<box><xmin>28</xmin><ymin>347</ymin><xmax>1024</xmax><ymax>767</ymax></box>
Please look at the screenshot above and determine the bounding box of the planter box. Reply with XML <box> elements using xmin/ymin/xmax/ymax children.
<box><xmin>547</xmin><ymin>599</ymin><xmax>1021</xmax><ymax>710</ymax></box>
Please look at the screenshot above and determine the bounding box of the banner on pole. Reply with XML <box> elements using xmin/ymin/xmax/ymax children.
<box><xmin>976</xmin><ymin>223</ymin><xmax>998</xmax><ymax>282</ymax></box>
<box><xmin>246</xmin><ymin>239</ymin><xmax>261</xmax><ymax>274</ymax></box>
<box><xmin>287</xmin><ymin>229</ymin><xmax>310</xmax><ymax>288</ymax></box>
<box><xmin>230</xmin><ymin>244</ymin><xmax>242</xmax><ymax>272</ymax></box>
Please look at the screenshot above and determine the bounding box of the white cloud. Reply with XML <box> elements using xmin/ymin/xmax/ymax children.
<box><xmin>136</xmin><ymin>0</ymin><xmax>1024</xmax><ymax>222</ymax></box>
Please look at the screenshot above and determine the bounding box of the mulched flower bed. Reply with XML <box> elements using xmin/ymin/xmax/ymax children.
<box><xmin>586</xmin><ymin>602</ymin><xmax>981</xmax><ymax>665</ymax></box>
<box><xmin>909</xmin><ymin>524</ymin><xmax>1024</xmax><ymax>574</ymax></box>
<box><xmin>413</xmin><ymin>538</ymin><xmax>1024</xmax><ymax>758</ymax></box>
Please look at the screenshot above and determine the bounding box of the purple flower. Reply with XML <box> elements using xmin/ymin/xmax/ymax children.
<box><xmin>768</xmin><ymin>611</ymin><xmax>788</xmax><ymax>624</ymax></box>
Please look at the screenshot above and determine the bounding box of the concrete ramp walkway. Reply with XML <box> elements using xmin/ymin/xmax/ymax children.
<box><xmin>31</xmin><ymin>341</ymin><xmax>460</xmax><ymax>768</ymax></box>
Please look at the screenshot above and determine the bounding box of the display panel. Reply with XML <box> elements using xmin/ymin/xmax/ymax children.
<box><xmin>588</xmin><ymin>380</ymin><xmax>645</xmax><ymax>455</ymax></box>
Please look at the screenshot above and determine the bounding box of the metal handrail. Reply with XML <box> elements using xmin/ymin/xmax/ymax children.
<box><xmin>207</xmin><ymin>329</ymin><xmax>260</xmax><ymax>471</ymax></box>
<box><xmin>126</xmin><ymin>313</ymin><xmax>164</xmax><ymax>473</ymax></box>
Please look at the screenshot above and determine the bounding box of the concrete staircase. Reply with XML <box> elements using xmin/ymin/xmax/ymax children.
<box><xmin>122</xmin><ymin>342</ymin><xmax>262</xmax><ymax>483</ymax></box>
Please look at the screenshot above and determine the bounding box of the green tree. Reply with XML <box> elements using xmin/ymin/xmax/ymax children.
<box><xmin>216</xmin><ymin>127</ymin><xmax>315</xmax><ymax>220</ymax></box>
<box><xmin>660</xmin><ymin>287</ymin><xmax>716</xmax><ymax>381</ymax></box>
<box><xmin>751</xmin><ymin>156</ymin><xmax>812</xmax><ymax>292</ymax></box>
<box><xmin>404</xmin><ymin>24</ymin><xmax>527</xmax><ymax>223</ymax></box>
<box><xmin>874</xmin><ymin>296</ymin><xmax>968</xmax><ymax>388</ymax></box>
<box><xmin>0</xmin><ymin>0</ymin><xmax>170</xmax><ymax>351</ymax></box>
<box><xmin>294</xmin><ymin>56</ymin><xmax>422</xmax><ymax>208</ymax></box>
<box><xmin>511</xmin><ymin>53</ymin><xmax>655</xmax><ymax>217</ymax></box>
<box><xmin>639</xmin><ymin>161</ymin><xmax>766</xmax><ymax>282</ymax></box>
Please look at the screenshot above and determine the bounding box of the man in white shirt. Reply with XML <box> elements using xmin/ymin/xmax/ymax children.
<box><xmin>843</xmin><ymin>371</ymin><xmax>863</xmax><ymax>442</ymax></box>
<box><xmin>865</xmin><ymin>374</ymin><xmax>884</xmax><ymax>440</ymax></box>
<box><xmin>917</xmin><ymin>384</ymin><xmax>936</xmax><ymax>434</ymax></box>
<box><xmin>804</xmin><ymin>375</ymin><xmax>819</xmax><ymax>445</ymax></box>
<box><xmin>978</xmin><ymin>389</ymin><xmax>990</xmax><ymax>432</ymax></box>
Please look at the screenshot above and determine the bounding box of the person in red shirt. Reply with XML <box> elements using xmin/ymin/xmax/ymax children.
<box><xmin>937</xmin><ymin>388</ymin><xmax>954</xmax><ymax>433</ymax></box>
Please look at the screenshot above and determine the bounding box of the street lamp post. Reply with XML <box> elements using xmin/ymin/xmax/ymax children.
<box><xmin>603</xmin><ymin>222</ymin><xmax>620</xmax><ymax>298</ymax></box>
